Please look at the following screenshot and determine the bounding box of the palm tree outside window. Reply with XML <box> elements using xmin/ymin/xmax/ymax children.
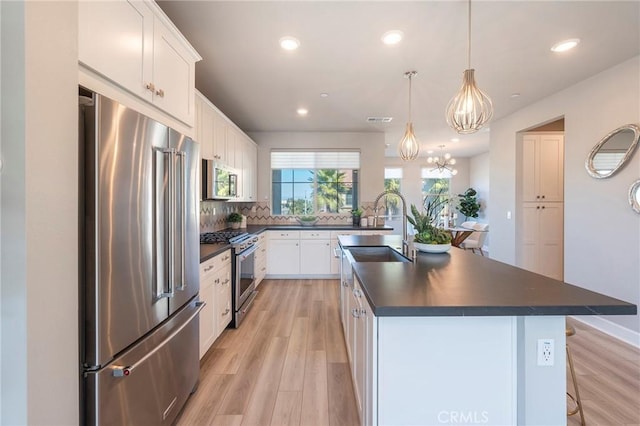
<box><xmin>383</xmin><ymin>167</ymin><xmax>403</xmax><ymax>218</ymax></box>
<box><xmin>271</xmin><ymin>151</ymin><xmax>360</xmax><ymax>216</ymax></box>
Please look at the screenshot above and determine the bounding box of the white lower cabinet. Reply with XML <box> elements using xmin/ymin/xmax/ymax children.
<box><xmin>254</xmin><ymin>232</ymin><xmax>268</xmax><ymax>287</ymax></box>
<box><xmin>519</xmin><ymin>202</ymin><xmax>564</xmax><ymax>280</ymax></box>
<box><xmin>267</xmin><ymin>231</ymin><xmax>300</xmax><ymax>275</ymax></box>
<box><xmin>267</xmin><ymin>230</ymin><xmax>335</xmax><ymax>276</ymax></box>
<box><xmin>300</xmin><ymin>231</ymin><xmax>331</xmax><ymax>275</ymax></box>
<box><xmin>198</xmin><ymin>250</ymin><xmax>232</xmax><ymax>359</ymax></box>
<box><xmin>349</xmin><ymin>277</ymin><xmax>376</xmax><ymax>426</ymax></box>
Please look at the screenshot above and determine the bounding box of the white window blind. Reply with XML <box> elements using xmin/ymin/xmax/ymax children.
<box><xmin>385</xmin><ymin>167</ymin><xmax>403</xmax><ymax>179</ymax></box>
<box><xmin>271</xmin><ymin>151</ymin><xmax>360</xmax><ymax>169</ymax></box>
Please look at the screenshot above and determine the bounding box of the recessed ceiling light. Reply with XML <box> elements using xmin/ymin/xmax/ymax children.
<box><xmin>320</xmin><ymin>93</ymin><xmax>329</xmax><ymax>98</ymax></box>
<box><xmin>550</xmin><ymin>38</ymin><xmax>580</xmax><ymax>53</ymax></box>
<box><xmin>280</xmin><ymin>36</ymin><xmax>300</xmax><ymax>51</ymax></box>
<box><xmin>381</xmin><ymin>30</ymin><xmax>404</xmax><ymax>45</ymax></box>
<box><xmin>297</xmin><ymin>108</ymin><xmax>308</xmax><ymax>116</ymax></box>
<box><xmin>451</xmin><ymin>138</ymin><xmax>460</xmax><ymax>143</ymax></box>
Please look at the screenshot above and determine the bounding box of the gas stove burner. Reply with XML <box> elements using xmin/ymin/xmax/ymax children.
<box><xmin>200</xmin><ymin>231</ymin><xmax>246</xmax><ymax>244</ymax></box>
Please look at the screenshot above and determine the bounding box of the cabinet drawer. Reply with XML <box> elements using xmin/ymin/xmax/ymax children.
<box><xmin>300</xmin><ymin>230</ymin><xmax>331</xmax><ymax>239</ymax></box>
<box><xmin>200</xmin><ymin>249</ymin><xmax>231</xmax><ymax>277</ymax></box>
<box><xmin>269</xmin><ymin>230</ymin><xmax>300</xmax><ymax>240</ymax></box>
<box><xmin>257</xmin><ymin>232</ymin><xmax>267</xmax><ymax>243</ymax></box>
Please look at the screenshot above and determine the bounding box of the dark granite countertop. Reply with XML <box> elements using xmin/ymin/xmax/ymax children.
<box><xmin>338</xmin><ymin>235</ymin><xmax>637</xmax><ymax>317</ymax></box>
<box><xmin>200</xmin><ymin>224</ymin><xmax>393</xmax><ymax>263</ymax></box>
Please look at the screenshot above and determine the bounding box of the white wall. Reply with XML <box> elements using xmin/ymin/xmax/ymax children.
<box><xmin>470</xmin><ymin>152</ymin><xmax>490</xmax><ymax>222</ymax></box>
<box><xmin>1</xmin><ymin>2</ymin><xmax>79</xmax><ymax>424</ymax></box>
<box><xmin>250</xmin><ymin>131</ymin><xmax>386</xmax><ymax>203</ymax></box>
<box><xmin>490</xmin><ymin>56</ymin><xmax>640</xmax><ymax>340</ymax></box>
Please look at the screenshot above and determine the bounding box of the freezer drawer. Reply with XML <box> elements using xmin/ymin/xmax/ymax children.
<box><xmin>84</xmin><ymin>299</ymin><xmax>202</xmax><ymax>426</ymax></box>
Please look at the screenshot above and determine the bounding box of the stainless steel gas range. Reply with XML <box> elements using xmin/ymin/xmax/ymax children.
<box><xmin>200</xmin><ymin>231</ymin><xmax>259</xmax><ymax>327</ymax></box>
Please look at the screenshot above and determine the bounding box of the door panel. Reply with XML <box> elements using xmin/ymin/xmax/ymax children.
<box><xmin>169</xmin><ymin>130</ymin><xmax>200</xmax><ymax>314</ymax></box>
<box><xmin>86</xmin><ymin>95</ymin><xmax>170</xmax><ymax>367</ymax></box>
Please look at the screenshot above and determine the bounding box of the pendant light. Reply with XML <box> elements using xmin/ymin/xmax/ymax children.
<box><xmin>427</xmin><ymin>145</ymin><xmax>458</xmax><ymax>175</ymax></box>
<box><xmin>446</xmin><ymin>0</ymin><xmax>493</xmax><ymax>134</ymax></box>
<box><xmin>399</xmin><ymin>71</ymin><xmax>420</xmax><ymax>161</ymax></box>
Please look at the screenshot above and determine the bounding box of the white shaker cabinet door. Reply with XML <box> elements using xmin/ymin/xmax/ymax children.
<box><xmin>79</xmin><ymin>0</ymin><xmax>154</xmax><ymax>102</ymax></box>
<box><xmin>152</xmin><ymin>19</ymin><xmax>195</xmax><ymax>125</ymax></box>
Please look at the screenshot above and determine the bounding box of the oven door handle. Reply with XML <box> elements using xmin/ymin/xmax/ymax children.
<box><xmin>238</xmin><ymin>244</ymin><xmax>258</xmax><ymax>259</ymax></box>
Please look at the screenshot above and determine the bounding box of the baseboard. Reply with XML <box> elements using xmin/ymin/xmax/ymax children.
<box><xmin>570</xmin><ymin>315</ymin><xmax>640</xmax><ymax>349</ymax></box>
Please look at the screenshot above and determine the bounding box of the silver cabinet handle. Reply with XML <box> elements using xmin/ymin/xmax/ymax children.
<box><xmin>222</xmin><ymin>308</ymin><xmax>230</xmax><ymax>316</ymax></box>
<box><xmin>112</xmin><ymin>301</ymin><xmax>205</xmax><ymax>377</ymax></box>
<box><xmin>342</xmin><ymin>281</ymin><xmax>349</xmax><ymax>287</ymax></box>
<box><xmin>145</xmin><ymin>82</ymin><xmax>155</xmax><ymax>92</ymax></box>
<box><xmin>360</xmin><ymin>308</ymin><xmax>366</xmax><ymax>316</ymax></box>
<box><xmin>221</xmin><ymin>278</ymin><xmax>230</xmax><ymax>286</ymax></box>
<box><xmin>204</xmin><ymin>264</ymin><xmax>214</xmax><ymax>272</ymax></box>
<box><xmin>261</xmin><ymin>267</ymin><xmax>266</xmax><ymax>272</ymax></box>
<box><xmin>351</xmin><ymin>308</ymin><xmax>360</xmax><ymax>318</ymax></box>
<box><xmin>353</xmin><ymin>288</ymin><xmax>362</xmax><ymax>297</ymax></box>
<box><xmin>155</xmin><ymin>88</ymin><xmax>165</xmax><ymax>98</ymax></box>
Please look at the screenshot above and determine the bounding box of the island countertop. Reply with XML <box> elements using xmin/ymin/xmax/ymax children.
<box><xmin>338</xmin><ymin>234</ymin><xmax>637</xmax><ymax>317</ymax></box>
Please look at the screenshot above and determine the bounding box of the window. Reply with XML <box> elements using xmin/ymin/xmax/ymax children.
<box><xmin>271</xmin><ymin>151</ymin><xmax>359</xmax><ymax>215</ymax></box>
<box><xmin>384</xmin><ymin>167</ymin><xmax>403</xmax><ymax>217</ymax></box>
<box><xmin>421</xmin><ymin>168</ymin><xmax>451</xmax><ymax>224</ymax></box>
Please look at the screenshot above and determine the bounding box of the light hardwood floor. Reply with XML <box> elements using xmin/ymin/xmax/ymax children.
<box><xmin>176</xmin><ymin>279</ymin><xmax>359</xmax><ymax>426</ymax></box>
<box><xmin>176</xmin><ymin>279</ymin><xmax>640</xmax><ymax>426</ymax></box>
<box><xmin>566</xmin><ymin>317</ymin><xmax>640</xmax><ymax>426</ymax></box>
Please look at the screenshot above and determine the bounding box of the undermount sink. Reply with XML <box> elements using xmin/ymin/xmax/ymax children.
<box><xmin>347</xmin><ymin>246</ymin><xmax>410</xmax><ymax>263</ymax></box>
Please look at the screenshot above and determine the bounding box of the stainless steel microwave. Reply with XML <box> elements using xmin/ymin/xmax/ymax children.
<box><xmin>202</xmin><ymin>160</ymin><xmax>238</xmax><ymax>200</ymax></box>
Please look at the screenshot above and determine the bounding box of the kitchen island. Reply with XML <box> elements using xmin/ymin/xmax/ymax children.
<box><xmin>338</xmin><ymin>235</ymin><xmax>636</xmax><ymax>426</ymax></box>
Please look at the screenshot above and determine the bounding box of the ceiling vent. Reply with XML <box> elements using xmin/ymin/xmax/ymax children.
<box><xmin>367</xmin><ymin>116</ymin><xmax>393</xmax><ymax>123</ymax></box>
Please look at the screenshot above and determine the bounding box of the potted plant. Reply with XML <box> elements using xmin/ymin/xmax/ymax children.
<box><xmin>456</xmin><ymin>188</ymin><xmax>481</xmax><ymax>220</ymax></box>
<box><xmin>351</xmin><ymin>207</ymin><xmax>363</xmax><ymax>227</ymax></box>
<box><xmin>406</xmin><ymin>190</ymin><xmax>452</xmax><ymax>253</ymax></box>
<box><xmin>227</xmin><ymin>212</ymin><xmax>243</xmax><ymax>229</ymax></box>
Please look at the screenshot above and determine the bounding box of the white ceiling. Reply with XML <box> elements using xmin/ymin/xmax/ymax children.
<box><xmin>158</xmin><ymin>1</ymin><xmax>640</xmax><ymax>158</ymax></box>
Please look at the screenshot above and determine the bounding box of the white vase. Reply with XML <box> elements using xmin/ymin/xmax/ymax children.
<box><xmin>414</xmin><ymin>242</ymin><xmax>451</xmax><ymax>253</ymax></box>
<box><xmin>230</xmin><ymin>222</ymin><xmax>240</xmax><ymax>229</ymax></box>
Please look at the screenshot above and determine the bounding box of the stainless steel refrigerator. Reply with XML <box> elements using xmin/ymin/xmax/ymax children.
<box><xmin>79</xmin><ymin>90</ymin><xmax>203</xmax><ymax>425</ymax></box>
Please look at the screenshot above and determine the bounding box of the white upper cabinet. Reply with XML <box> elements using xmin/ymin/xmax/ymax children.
<box><xmin>241</xmin><ymin>137</ymin><xmax>258</xmax><ymax>202</ymax></box>
<box><xmin>521</xmin><ymin>133</ymin><xmax>564</xmax><ymax>202</ymax></box>
<box><xmin>79</xmin><ymin>0</ymin><xmax>201</xmax><ymax>126</ymax></box>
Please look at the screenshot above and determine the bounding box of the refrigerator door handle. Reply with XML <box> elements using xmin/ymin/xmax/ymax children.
<box><xmin>158</xmin><ymin>148</ymin><xmax>176</xmax><ymax>299</ymax></box>
<box><xmin>112</xmin><ymin>301</ymin><xmax>205</xmax><ymax>377</ymax></box>
<box><xmin>176</xmin><ymin>150</ymin><xmax>186</xmax><ymax>291</ymax></box>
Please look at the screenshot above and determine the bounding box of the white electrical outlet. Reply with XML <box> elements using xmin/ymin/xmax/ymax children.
<box><xmin>537</xmin><ymin>339</ymin><xmax>554</xmax><ymax>366</ymax></box>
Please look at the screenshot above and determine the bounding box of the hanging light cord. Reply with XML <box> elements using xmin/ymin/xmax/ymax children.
<box><xmin>408</xmin><ymin>73</ymin><xmax>413</xmax><ymax>122</ymax></box>
<box><xmin>467</xmin><ymin>0</ymin><xmax>471</xmax><ymax>69</ymax></box>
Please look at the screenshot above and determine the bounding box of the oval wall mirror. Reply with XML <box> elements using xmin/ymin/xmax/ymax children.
<box><xmin>585</xmin><ymin>124</ymin><xmax>640</xmax><ymax>179</ymax></box>
<box><xmin>629</xmin><ymin>180</ymin><xmax>640</xmax><ymax>214</ymax></box>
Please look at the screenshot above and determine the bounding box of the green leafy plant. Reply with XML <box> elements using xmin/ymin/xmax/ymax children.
<box><xmin>351</xmin><ymin>207</ymin><xmax>363</xmax><ymax>217</ymax></box>
<box><xmin>456</xmin><ymin>188</ymin><xmax>481</xmax><ymax>219</ymax></box>
<box><xmin>407</xmin><ymin>204</ymin><xmax>452</xmax><ymax>244</ymax></box>
<box><xmin>298</xmin><ymin>215</ymin><xmax>317</xmax><ymax>222</ymax></box>
<box><xmin>227</xmin><ymin>212</ymin><xmax>243</xmax><ymax>223</ymax></box>
<box><xmin>406</xmin><ymin>187</ymin><xmax>452</xmax><ymax>244</ymax></box>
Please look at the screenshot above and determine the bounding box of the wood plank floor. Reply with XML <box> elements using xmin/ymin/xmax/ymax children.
<box><xmin>566</xmin><ymin>317</ymin><xmax>640</xmax><ymax>426</ymax></box>
<box><xmin>176</xmin><ymin>279</ymin><xmax>640</xmax><ymax>426</ymax></box>
<box><xmin>176</xmin><ymin>279</ymin><xmax>359</xmax><ymax>426</ymax></box>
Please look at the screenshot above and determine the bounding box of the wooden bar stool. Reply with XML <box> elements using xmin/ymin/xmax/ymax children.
<box><xmin>566</xmin><ymin>324</ymin><xmax>586</xmax><ymax>425</ymax></box>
